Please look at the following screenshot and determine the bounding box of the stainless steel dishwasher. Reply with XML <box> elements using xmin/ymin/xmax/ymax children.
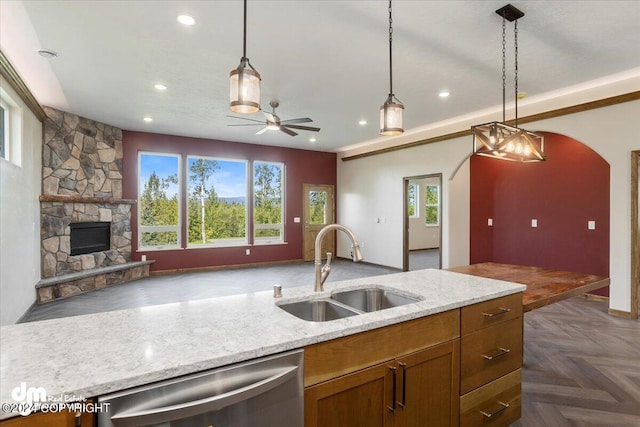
<box><xmin>98</xmin><ymin>349</ymin><xmax>303</xmax><ymax>427</ymax></box>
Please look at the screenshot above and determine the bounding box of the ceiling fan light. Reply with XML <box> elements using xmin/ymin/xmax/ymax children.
<box><xmin>230</xmin><ymin>58</ymin><xmax>261</xmax><ymax>114</ymax></box>
<box><xmin>266</xmin><ymin>123</ymin><xmax>280</xmax><ymax>131</ymax></box>
<box><xmin>380</xmin><ymin>96</ymin><xmax>404</xmax><ymax>136</ymax></box>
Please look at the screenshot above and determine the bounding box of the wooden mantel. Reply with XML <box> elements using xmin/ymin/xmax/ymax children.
<box><xmin>447</xmin><ymin>262</ymin><xmax>610</xmax><ymax>312</ymax></box>
<box><xmin>39</xmin><ymin>195</ymin><xmax>137</xmax><ymax>204</ymax></box>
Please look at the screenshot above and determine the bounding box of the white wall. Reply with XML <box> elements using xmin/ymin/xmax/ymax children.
<box><xmin>0</xmin><ymin>76</ymin><xmax>42</xmax><ymax>325</ymax></box>
<box><xmin>337</xmin><ymin>99</ymin><xmax>639</xmax><ymax>313</ymax></box>
<box><xmin>408</xmin><ymin>176</ymin><xmax>441</xmax><ymax>250</ymax></box>
<box><xmin>337</xmin><ymin>136</ymin><xmax>471</xmax><ymax>270</ymax></box>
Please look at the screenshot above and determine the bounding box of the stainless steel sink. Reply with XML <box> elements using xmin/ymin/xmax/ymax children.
<box><xmin>330</xmin><ymin>288</ymin><xmax>421</xmax><ymax>312</ymax></box>
<box><xmin>278</xmin><ymin>299</ymin><xmax>359</xmax><ymax>322</ymax></box>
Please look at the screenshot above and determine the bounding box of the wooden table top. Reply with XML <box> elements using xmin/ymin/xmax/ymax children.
<box><xmin>447</xmin><ymin>262</ymin><xmax>610</xmax><ymax>312</ymax></box>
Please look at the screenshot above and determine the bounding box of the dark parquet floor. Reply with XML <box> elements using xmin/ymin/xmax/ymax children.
<box><xmin>513</xmin><ymin>298</ymin><xmax>640</xmax><ymax>427</ymax></box>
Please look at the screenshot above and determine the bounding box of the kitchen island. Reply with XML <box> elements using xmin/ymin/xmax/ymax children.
<box><xmin>1</xmin><ymin>268</ymin><xmax>525</xmax><ymax>425</ymax></box>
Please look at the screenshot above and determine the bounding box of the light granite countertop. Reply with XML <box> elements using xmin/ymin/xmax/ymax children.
<box><xmin>0</xmin><ymin>268</ymin><xmax>525</xmax><ymax>419</ymax></box>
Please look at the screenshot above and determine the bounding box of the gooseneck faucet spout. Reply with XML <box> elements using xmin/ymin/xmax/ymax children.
<box><xmin>314</xmin><ymin>224</ymin><xmax>363</xmax><ymax>292</ymax></box>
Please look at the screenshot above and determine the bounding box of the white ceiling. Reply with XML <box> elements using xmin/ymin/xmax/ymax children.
<box><xmin>2</xmin><ymin>0</ymin><xmax>639</xmax><ymax>153</ymax></box>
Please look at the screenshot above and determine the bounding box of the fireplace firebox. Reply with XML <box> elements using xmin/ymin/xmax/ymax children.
<box><xmin>70</xmin><ymin>222</ymin><xmax>111</xmax><ymax>256</ymax></box>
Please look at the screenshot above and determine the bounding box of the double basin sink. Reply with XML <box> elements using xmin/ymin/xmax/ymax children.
<box><xmin>278</xmin><ymin>287</ymin><xmax>422</xmax><ymax>322</ymax></box>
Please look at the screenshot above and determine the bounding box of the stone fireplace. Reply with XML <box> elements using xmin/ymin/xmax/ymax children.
<box><xmin>37</xmin><ymin>107</ymin><xmax>151</xmax><ymax>303</ymax></box>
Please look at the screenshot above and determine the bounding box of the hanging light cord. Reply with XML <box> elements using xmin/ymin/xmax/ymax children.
<box><xmin>514</xmin><ymin>19</ymin><xmax>519</xmax><ymax>127</ymax></box>
<box><xmin>501</xmin><ymin>16</ymin><xmax>506</xmax><ymax>123</ymax></box>
<box><xmin>388</xmin><ymin>0</ymin><xmax>393</xmax><ymax>96</ymax></box>
<box><xmin>242</xmin><ymin>0</ymin><xmax>247</xmax><ymax>60</ymax></box>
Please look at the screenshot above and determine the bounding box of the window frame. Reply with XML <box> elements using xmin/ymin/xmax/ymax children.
<box><xmin>253</xmin><ymin>160</ymin><xmax>285</xmax><ymax>245</ymax></box>
<box><xmin>0</xmin><ymin>88</ymin><xmax>22</xmax><ymax>166</ymax></box>
<box><xmin>424</xmin><ymin>184</ymin><xmax>440</xmax><ymax>227</ymax></box>
<box><xmin>186</xmin><ymin>155</ymin><xmax>249</xmax><ymax>248</ymax></box>
<box><xmin>137</xmin><ymin>152</ymin><xmax>182</xmax><ymax>251</ymax></box>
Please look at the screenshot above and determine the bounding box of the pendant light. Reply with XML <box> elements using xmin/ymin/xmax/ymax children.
<box><xmin>380</xmin><ymin>0</ymin><xmax>404</xmax><ymax>136</ymax></box>
<box><xmin>471</xmin><ymin>4</ymin><xmax>544</xmax><ymax>162</ymax></box>
<box><xmin>229</xmin><ymin>0</ymin><xmax>261</xmax><ymax>114</ymax></box>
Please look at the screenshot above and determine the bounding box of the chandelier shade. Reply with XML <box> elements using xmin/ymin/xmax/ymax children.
<box><xmin>472</xmin><ymin>121</ymin><xmax>544</xmax><ymax>163</ymax></box>
<box><xmin>471</xmin><ymin>4</ymin><xmax>544</xmax><ymax>163</ymax></box>
<box><xmin>229</xmin><ymin>0</ymin><xmax>261</xmax><ymax>114</ymax></box>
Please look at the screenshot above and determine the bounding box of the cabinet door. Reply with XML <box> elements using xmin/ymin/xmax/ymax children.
<box><xmin>394</xmin><ymin>340</ymin><xmax>460</xmax><ymax>427</ymax></box>
<box><xmin>0</xmin><ymin>410</ymin><xmax>94</xmax><ymax>427</ymax></box>
<box><xmin>305</xmin><ymin>362</ymin><xmax>394</xmax><ymax>427</ymax></box>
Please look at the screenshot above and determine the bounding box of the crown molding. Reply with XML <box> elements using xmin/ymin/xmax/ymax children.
<box><xmin>0</xmin><ymin>49</ymin><xmax>47</xmax><ymax>122</ymax></box>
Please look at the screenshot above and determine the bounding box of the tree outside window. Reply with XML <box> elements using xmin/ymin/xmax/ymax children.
<box><xmin>187</xmin><ymin>157</ymin><xmax>247</xmax><ymax>246</ymax></box>
<box><xmin>254</xmin><ymin>162</ymin><xmax>284</xmax><ymax>242</ymax></box>
<box><xmin>425</xmin><ymin>184</ymin><xmax>440</xmax><ymax>226</ymax></box>
<box><xmin>407</xmin><ymin>182</ymin><xmax>418</xmax><ymax>218</ymax></box>
<box><xmin>138</xmin><ymin>153</ymin><xmax>181</xmax><ymax>248</ymax></box>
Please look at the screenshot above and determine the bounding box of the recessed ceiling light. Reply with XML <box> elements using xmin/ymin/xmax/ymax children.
<box><xmin>309</xmin><ymin>137</ymin><xmax>317</xmax><ymax>143</ymax></box>
<box><xmin>358</xmin><ymin>120</ymin><xmax>367</xmax><ymax>126</ymax></box>
<box><xmin>37</xmin><ymin>49</ymin><xmax>58</xmax><ymax>59</ymax></box>
<box><xmin>177</xmin><ymin>14</ymin><xmax>196</xmax><ymax>26</ymax></box>
<box><xmin>143</xmin><ymin>117</ymin><xmax>153</xmax><ymax>123</ymax></box>
<box><xmin>438</xmin><ymin>91</ymin><xmax>450</xmax><ymax>98</ymax></box>
<box><xmin>154</xmin><ymin>83</ymin><xmax>167</xmax><ymax>91</ymax></box>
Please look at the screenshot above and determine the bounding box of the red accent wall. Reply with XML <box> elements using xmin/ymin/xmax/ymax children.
<box><xmin>122</xmin><ymin>131</ymin><xmax>336</xmax><ymax>272</ymax></box>
<box><xmin>470</xmin><ymin>132</ymin><xmax>610</xmax><ymax>296</ymax></box>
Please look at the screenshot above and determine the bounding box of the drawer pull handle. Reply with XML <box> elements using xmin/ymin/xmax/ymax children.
<box><xmin>387</xmin><ymin>366</ymin><xmax>397</xmax><ymax>412</ymax></box>
<box><xmin>398</xmin><ymin>362</ymin><xmax>407</xmax><ymax>408</ymax></box>
<box><xmin>480</xmin><ymin>401</ymin><xmax>510</xmax><ymax>418</ymax></box>
<box><xmin>482</xmin><ymin>307</ymin><xmax>511</xmax><ymax>317</ymax></box>
<box><xmin>482</xmin><ymin>347</ymin><xmax>511</xmax><ymax>360</ymax></box>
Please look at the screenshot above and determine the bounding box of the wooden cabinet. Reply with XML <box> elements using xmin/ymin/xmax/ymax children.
<box><xmin>304</xmin><ymin>310</ymin><xmax>460</xmax><ymax>427</ymax></box>
<box><xmin>0</xmin><ymin>409</ymin><xmax>94</xmax><ymax>427</ymax></box>
<box><xmin>459</xmin><ymin>293</ymin><xmax>523</xmax><ymax>427</ymax></box>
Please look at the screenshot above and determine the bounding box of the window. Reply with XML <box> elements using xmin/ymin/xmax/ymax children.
<box><xmin>0</xmin><ymin>101</ymin><xmax>7</xmax><ymax>159</ymax></box>
<box><xmin>407</xmin><ymin>182</ymin><xmax>418</xmax><ymax>218</ymax></box>
<box><xmin>138</xmin><ymin>153</ymin><xmax>181</xmax><ymax>249</ymax></box>
<box><xmin>254</xmin><ymin>161</ymin><xmax>284</xmax><ymax>243</ymax></box>
<box><xmin>425</xmin><ymin>184</ymin><xmax>440</xmax><ymax>226</ymax></box>
<box><xmin>187</xmin><ymin>157</ymin><xmax>247</xmax><ymax>246</ymax></box>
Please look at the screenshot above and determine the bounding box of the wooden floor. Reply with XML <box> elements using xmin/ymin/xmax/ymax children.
<box><xmin>513</xmin><ymin>297</ymin><xmax>640</xmax><ymax>426</ymax></box>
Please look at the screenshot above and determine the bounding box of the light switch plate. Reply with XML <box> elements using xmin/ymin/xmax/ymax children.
<box><xmin>245</xmin><ymin>249</ymin><xmax>250</xmax><ymax>255</ymax></box>
<box><xmin>531</xmin><ymin>219</ymin><xmax>538</xmax><ymax>228</ymax></box>
<box><xmin>293</xmin><ymin>217</ymin><xmax>301</xmax><ymax>223</ymax></box>
<box><xmin>588</xmin><ymin>220</ymin><xmax>596</xmax><ymax>230</ymax></box>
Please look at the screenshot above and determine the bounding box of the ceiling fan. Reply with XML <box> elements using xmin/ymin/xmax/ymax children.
<box><xmin>227</xmin><ymin>101</ymin><xmax>320</xmax><ymax>136</ymax></box>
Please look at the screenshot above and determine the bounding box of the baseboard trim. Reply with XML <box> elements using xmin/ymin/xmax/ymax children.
<box><xmin>16</xmin><ymin>301</ymin><xmax>39</xmax><ymax>324</ymax></box>
<box><xmin>579</xmin><ymin>293</ymin><xmax>609</xmax><ymax>303</ymax></box>
<box><xmin>150</xmin><ymin>258</ymin><xmax>305</xmax><ymax>276</ymax></box>
<box><xmin>608</xmin><ymin>308</ymin><xmax>637</xmax><ymax>319</ymax></box>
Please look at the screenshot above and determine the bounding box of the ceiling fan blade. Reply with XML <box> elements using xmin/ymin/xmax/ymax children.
<box><xmin>279</xmin><ymin>126</ymin><xmax>297</xmax><ymax>136</ymax></box>
<box><xmin>227</xmin><ymin>124</ymin><xmax>264</xmax><ymax>127</ymax></box>
<box><xmin>227</xmin><ymin>115</ymin><xmax>264</xmax><ymax>123</ymax></box>
<box><xmin>283</xmin><ymin>124</ymin><xmax>320</xmax><ymax>132</ymax></box>
<box><xmin>256</xmin><ymin>127</ymin><xmax>269</xmax><ymax>135</ymax></box>
<box><xmin>281</xmin><ymin>117</ymin><xmax>312</xmax><ymax>125</ymax></box>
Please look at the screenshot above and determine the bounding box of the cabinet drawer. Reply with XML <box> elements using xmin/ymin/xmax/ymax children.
<box><xmin>461</xmin><ymin>293</ymin><xmax>522</xmax><ymax>335</ymax></box>
<box><xmin>460</xmin><ymin>369</ymin><xmax>521</xmax><ymax>427</ymax></box>
<box><xmin>304</xmin><ymin>309</ymin><xmax>459</xmax><ymax>387</ymax></box>
<box><xmin>460</xmin><ymin>317</ymin><xmax>522</xmax><ymax>394</ymax></box>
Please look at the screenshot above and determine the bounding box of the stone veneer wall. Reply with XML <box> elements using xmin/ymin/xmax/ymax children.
<box><xmin>41</xmin><ymin>107</ymin><xmax>133</xmax><ymax>279</ymax></box>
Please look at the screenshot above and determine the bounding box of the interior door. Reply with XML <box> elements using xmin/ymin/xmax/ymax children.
<box><xmin>303</xmin><ymin>184</ymin><xmax>335</xmax><ymax>261</ymax></box>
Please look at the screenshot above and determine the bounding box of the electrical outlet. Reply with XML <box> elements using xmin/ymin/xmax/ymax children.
<box><xmin>531</xmin><ymin>219</ymin><xmax>538</xmax><ymax>228</ymax></box>
<box><xmin>488</xmin><ymin>218</ymin><xmax>493</xmax><ymax>226</ymax></box>
<box><xmin>245</xmin><ymin>249</ymin><xmax>250</xmax><ymax>255</ymax></box>
<box><xmin>588</xmin><ymin>220</ymin><xmax>596</xmax><ymax>230</ymax></box>
<box><xmin>293</xmin><ymin>217</ymin><xmax>301</xmax><ymax>223</ymax></box>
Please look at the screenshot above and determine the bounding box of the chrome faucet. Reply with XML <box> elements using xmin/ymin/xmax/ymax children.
<box><xmin>314</xmin><ymin>224</ymin><xmax>363</xmax><ymax>292</ymax></box>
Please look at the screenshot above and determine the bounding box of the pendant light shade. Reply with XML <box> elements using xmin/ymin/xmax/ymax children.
<box><xmin>380</xmin><ymin>0</ymin><xmax>404</xmax><ymax>136</ymax></box>
<box><xmin>471</xmin><ymin>4</ymin><xmax>544</xmax><ymax>162</ymax></box>
<box><xmin>229</xmin><ymin>0</ymin><xmax>261</xmax><ymax>114</ymax></box>
<box><xmin>380</xmin><ymin>95</ymin><xmax>404</xmax><ymax>136</ymax></box>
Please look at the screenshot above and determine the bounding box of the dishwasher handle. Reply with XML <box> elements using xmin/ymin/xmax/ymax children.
<box><xmin>110</xmin><ymin>365</ymin><xmax>299</xmax><ymax>426</ymax></box>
